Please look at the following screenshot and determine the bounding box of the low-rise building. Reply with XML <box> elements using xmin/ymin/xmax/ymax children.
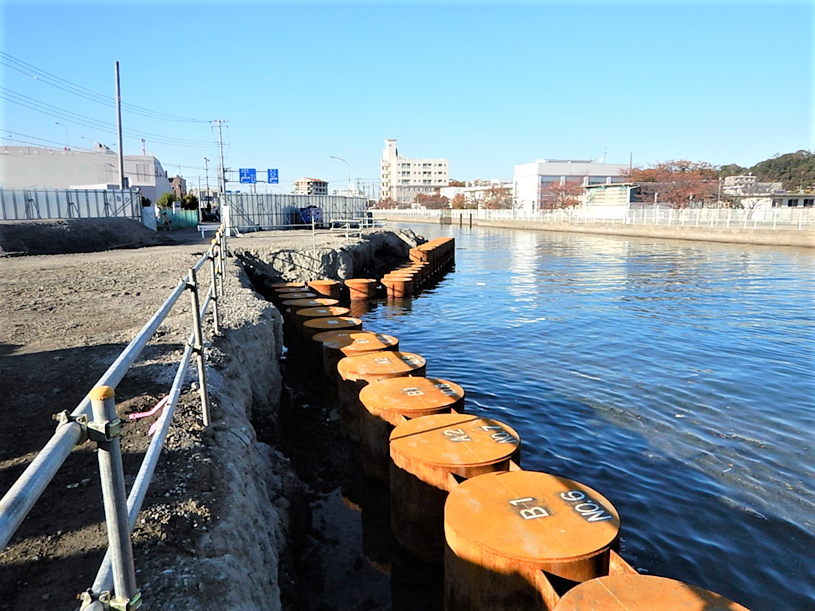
<box><xmin>723</xmin><ymin>175</ymin><xmax>782</xmax><ymax>209</ymax></box>
<box><xmin>770</xmin><ymin>191</ymin><xmax>815</xmax><ymax>207</ymax></box>
<box><xmin>380</xmin><ymin>139</ymin><xmax>449</xmax><ymax>205</ymax></box>
<box><xmin>440</xmin><ymin>179</ymin><xmax>515</xmax><ymax>208</ymax></box>
<box><xmin>0</xmin><ymin>143</ymin><xmax>173</xmax><ymax>204</ymax></box>
<box><xmin>514</xmin><ymin>159</ymin><xmax>629</xmax><ymax>212</ymax></box>
<box><xmin>170</xmin><ymin>176</ymin><xmax>187</xmax><ymax>200</ymax></box>
<box><xmin>294</xmin><ymin>177</ymin><xmax>328</xmax><ymax>195</ymax></box>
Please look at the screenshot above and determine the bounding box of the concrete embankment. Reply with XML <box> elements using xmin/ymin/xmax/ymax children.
<box><xmin>158</xmin><ymin>228</ymin><xmax>422</xmax><ymax>610</ymax></box>
<box><xmin>374</xmin><ymin>213</ymin><xmax>815</xmax><ymax>248</ymax></box>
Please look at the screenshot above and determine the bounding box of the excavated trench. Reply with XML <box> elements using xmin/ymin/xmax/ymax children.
<box><xmin>233</xmin><ymin>229</ymin><xmax>433</xmax><ymax>610</ymax></box>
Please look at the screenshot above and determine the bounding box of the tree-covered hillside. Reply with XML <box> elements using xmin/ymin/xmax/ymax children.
<box><xmin>719</xmin><ymin>150</ymin><xmax>815</xmax><ymax>191</ymax></box>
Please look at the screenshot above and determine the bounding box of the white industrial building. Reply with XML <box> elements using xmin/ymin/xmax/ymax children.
<box><xmin>380</xmin><ymin>139</ymin><xmax>449</xmax><ymax>205</ymax></box>
<box><xmin>513</xmin><ymin>159</ymin><xmax>629</xmax><ymax>212</ymax></box>
<box><xmin>0</xmin><ymin>143</ymin><xmax>173</xmax><ymax>204</ymax></box>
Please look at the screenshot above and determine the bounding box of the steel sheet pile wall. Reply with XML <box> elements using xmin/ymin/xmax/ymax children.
<box><xmin>0</xmin><ymin>188</ymin><xmax>141</xmax><ymax>221</ymax></box>
<box><xmin>221</xmin><ymin>193</ymin><xmax>367</xmax><ymax>229</ymax></box>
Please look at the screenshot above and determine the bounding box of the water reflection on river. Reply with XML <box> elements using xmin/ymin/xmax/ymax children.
<box><xmin>364</xmin><ymin>224</ymin><xmax>814</xmax><ymax>611</ymax></box>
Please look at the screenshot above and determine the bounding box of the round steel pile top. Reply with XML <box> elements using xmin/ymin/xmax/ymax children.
<box><xmin>277</xmin><ymin>292</ymin><xmax>316</xmax><ymax>301</ymax></box>
<box><xmin>295</xmin><ymin>306</ymin><xmax>350</xmax><ymax>319</ymax></box>
<box><xmin>303</xmin><ymin>316</ymin><xmax>362</xmax><ymax>331</ymax></box>
<box><xmin>360</xmin><ymin>378</ymin><xmax>464</xmax><ymax>419</ymax></box>
<box><xmin>445</xmin><ymin>470</ymin><xmax>620</xmax><ymax>565</ymax></box>
<box><xmin>337</xmin><ymin>351</ymin><xmax>425</xmax><ymax>381</ymax></box>
<box><xmin>271</xmin><ymin>282</ymin><xmax>305</xmax><ymax>289</ymax></box>
<box><xmin>553</xmin><ymin>575</ymin><xmax>750</xmax><ymax>611</ymax></box>
<box><xmin>390</xmin><ymin>413</ymin><xmax>517</xmax><ymax>468</ymax></box>
<box><xmin>323</xmin><ymin>331</ymin><xmax>399</xmax><ymax>356</ymax></box>
<box><xmin>281</xmin><ymin>298</ymin><xmax>339</xmax><ymax>308</ymax></box>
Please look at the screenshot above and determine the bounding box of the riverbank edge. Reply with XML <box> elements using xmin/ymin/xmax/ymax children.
<box><xmin>373</xmin><ymin>214</ymin><xmax>815</xmax><ymax>248</ymax></box>
<box><xmin>188</xmin><ymin>229</ymin><xmax>418</xmax><ymax>610</ymax></box>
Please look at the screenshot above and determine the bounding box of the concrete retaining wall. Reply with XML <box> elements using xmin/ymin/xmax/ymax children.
<box><xmin>374</xmin><ymin>214</ymin><xmax>815</xmax><ymax>248</ymax></box>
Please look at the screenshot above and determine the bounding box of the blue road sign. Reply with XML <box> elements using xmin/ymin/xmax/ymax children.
<box><xmin>239</xmin><ymin>168</ymin><xmax>257</xmax><ymax>184</ymax></box>
<box><xmin>268</xmin><ymin>169</ymin><xmax>279</xmax><ymax>184</ymax></box>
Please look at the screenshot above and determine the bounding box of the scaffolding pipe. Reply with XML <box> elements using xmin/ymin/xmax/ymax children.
<box><xmin>92</xmin><ymin>336</ymin><xmax>195</xmax><ymax>595</ymax></box>
<box><xmin>188</xmin><ymin>267</ymin><xmax>211</xmax><ymax>426</ymax></box>
<box><xmin>0</xmin><ymin>274</ymin><xmax>189</xmax><ymax>549</ymax></box>
<box><xmin>90</xmin><ymin>387</ymin><xmax>139</xmax><ymax>607</ymax></box>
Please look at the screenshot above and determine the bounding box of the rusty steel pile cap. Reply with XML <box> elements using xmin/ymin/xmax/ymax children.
<box><xmin>302</xmin><ymin>316</ymin><xmax>363</xmax><ymax>332</ymax></box>
<box><xmin>390</xmin><ymin>414</ymin><xmax>518</xmax><ymax>482</ymax></box>
<box><xmin>323</xmin><ymin>331</ymin><xmax>399</xmax><ymax>356</ymax></box>
<box><xmin>337</xmin><ymin>351</ymin><xmax>426</xmax><ymax>382</ymax></box>
<box><xmin>444</xmin><ymin>470</ymin><xmax>620</xmax><ymax>577</ymax></box>
<box><xmin>553</xmin><ymin>575</ymin><xmax>750</xmax><ymax>611</ymax></box>
<box><xmin>277</xmin><ymin>292</ymin><xmax>316</xmax><ymax>301</ymax></box>
<box><xmin>281</xmin><ymin>298</ymin><xmax>339</xmax><ymax>309</ymax></box>
<box><xmin>295</xmin><ymin>306</ymin><xmax>351</xmax><ymax>320</ymax></box>
<box><xmin>360</xmin><ymin>378</ymin><xmax>464</xmax><ymax>423</ymax></box>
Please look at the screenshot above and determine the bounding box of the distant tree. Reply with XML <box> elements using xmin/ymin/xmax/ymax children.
<box><xmin>717</xmin><ymin>163</ymin><xmax>746</xmax><ymax>179</ymax></box>
<box><xmin>156</xmin><ymin>192</ymin><xmax>178</xmax><ymax>209</ymax></box>
<box><xmin>451</xmin><ymin>193</ymin><xmax>476</xmax><ymax>209</ymax></box>
<box><xmin>375</xmin><ymin>197</ymin><xmax>398</xmax><ymax>209</ymax></box>
<box><xmin>749</xmin><ymin>150</ymin><xmax>815</xmax><ymax>191</ymax></box>
<box><xmin>448</xmin><ymin>179</ymin><xmax>467</xmax><ymax>187</ymax></box>
<box><xmin>623</xmin><ymin>160</ymin><xmax>718</xmax><ymax>208</ymax></box>
<box><xmin>539</xmin><ymin>180</ymin><xmax>584</xmax><ymax>209</ymax></box>
<box><xmin>416</xmin><ymin>193</ymin><xmax>450</xmax><ymax>209</ymax></box>
<box><xmin>480</xmin><ymin>185</ymin><xmax>514</xmax><ymax>209</ymax></box>
<box><xmin>180</xmin><ymin>193</ymin><xmax>199</xmax><ymax>210</ymax></box>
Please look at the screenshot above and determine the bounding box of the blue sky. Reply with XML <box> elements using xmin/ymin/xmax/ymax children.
<box><xmin>1</xmin><ymin>0</ymin><xmax>812</xmax><ymax>192</ymax></box>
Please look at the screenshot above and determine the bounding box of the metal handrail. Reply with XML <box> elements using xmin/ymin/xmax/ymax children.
<box><xmin>0</xmin><ymin>224</ymin><xmax>228</xmax><ymax>608</ymax></box>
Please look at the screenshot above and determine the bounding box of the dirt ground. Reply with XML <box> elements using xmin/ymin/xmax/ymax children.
<box><xmin>0</xmin><ymin>222</ymin><xmax>419</xmax><ymax>610</ymax></box>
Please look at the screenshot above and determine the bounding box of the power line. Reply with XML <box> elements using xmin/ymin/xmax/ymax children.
<box><xmin>0</xmin><ymin>88</ymin><xmax>216</xmax><ymax>148</ymax></box>
<box><xmin>0</xmin><ymin>51</ymin><xmax>208</xmax><ymax>123</ymax></box>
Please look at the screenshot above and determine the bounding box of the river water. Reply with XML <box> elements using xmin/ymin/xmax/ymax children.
<box><xmin>361</xmin><ymin>223</ymin><xmax>814</xmax><ymax>611</ymax></box>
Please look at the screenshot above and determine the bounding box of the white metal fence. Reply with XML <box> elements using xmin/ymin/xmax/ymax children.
<box><xmin>0</xmin><ymin>188</ymin><xmax>142</xmax><ymax>221</ymax></box>
<box><xmin>221</xmin><ymin>192</ymin><xmax>368</xmax><ymax>231</ymax></box>
<box><xmin>373</xmin><ymin>206</ymin><xmax>815</xmax><ymax>230</ymax></box>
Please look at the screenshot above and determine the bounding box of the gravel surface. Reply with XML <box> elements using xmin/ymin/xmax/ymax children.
<box><xmin>0</xmin><ymin>225</ymin><xmax>420</xmax><ymax>610</ymax></box>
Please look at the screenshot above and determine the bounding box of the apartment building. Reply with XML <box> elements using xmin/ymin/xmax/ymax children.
<box><xmin>380</xmin><ymin>139</ymin><xmax>449</xmax><ymax>204</ymax></box>
<box><xmin>294</xmin><ymin>177</ymin><xmax>328</xmax><ymax>195</ymax></box>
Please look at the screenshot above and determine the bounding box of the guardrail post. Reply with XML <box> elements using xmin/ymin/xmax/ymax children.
<box><xmin>312</xmin><ymin>216</ymin><xmax>317</xmax><ymax>249</ymax></box>
<box><xmin>208</xmin><ymin>244</ymin><xmax>221</xmax><ymax>334</ymax></box>
<box><xmin>216</xmin><ymin>229</ymin><xmax>225</xmax><ymax>297</ymax></box>
<box><xmin>88</xmin><ymin>386</ymin><xmax>141</xmax><ymax>610</ymax></box>
<box><xmin>188</xmin><ymin>268</ymin><xmax>212</xmax><ymax>426</ymax></box>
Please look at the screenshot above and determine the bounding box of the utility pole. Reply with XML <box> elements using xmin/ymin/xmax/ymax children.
<box><xmin>212</xmin><ymin>120</ymin><xmax>227</xmax><ymax>195</ymax></box>
<box><xmin>204</xmin><ymin>157</ymin><xmax>210</xmax><ymax>200</ymax></box>
<box><xmin>115</xmin><ymin>61</ymin><xmax>125</xmax><ymax>189</ymax></box>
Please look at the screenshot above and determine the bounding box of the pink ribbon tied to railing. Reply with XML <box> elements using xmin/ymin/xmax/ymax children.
<box><xmin>128</xmin><ymin>395</ymin><xmax>169</xmax><ymax>436</ymax></box>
